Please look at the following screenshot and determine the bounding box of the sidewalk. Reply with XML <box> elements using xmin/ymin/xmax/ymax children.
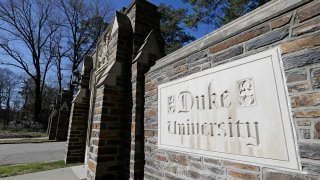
<box><xmin>1</xmin><ymin>165</ymin><xmax>86</xmax><ymax>180</ymax></box>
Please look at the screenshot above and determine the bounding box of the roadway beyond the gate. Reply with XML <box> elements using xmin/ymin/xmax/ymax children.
<box><xmin>0</xmin><ymin>142</ymin><xmax>66</xmax><ymax>166</ymax></box>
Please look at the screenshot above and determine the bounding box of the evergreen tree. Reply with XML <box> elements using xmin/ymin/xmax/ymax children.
<box><xmin>158</xmin><ymin>1</ymin><xmax>269</xmax><ymax>54</ymax></box>
<box><xmin>158</xmin><ymin>3</ymin><xmax>196</xmax><ymax>54</ymax></box>
<box><xmin>182</xmin><ymin>0</ymin><xmax>270</xmax><ymax>28</ymax></box>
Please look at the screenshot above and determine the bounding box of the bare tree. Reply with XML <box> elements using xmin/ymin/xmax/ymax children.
<box><xmin>0</xmin><ymin>71</ymin><xmax>4</xmax><ymax>110</ymax></box>
<box><xmin>4</xmin><ymin>70</ymin><xmax>18</xmax><ymax>125</ymax></box>
<box><xmin>0</xmin><ymin>69</ymin><xmax>7</xmax><ymax>122</ymax></box>
<box><xmin>0</xmin><ymin>68</ymin><xmax>18</xmax><ymax>125</ymax></box>
<box><xmin>0</xmin><ymin>0</ymin><xmax>59</xmax><ymax>122</ymax></box>
<box><xmin>56</xmin><ymin>0</ymin><xmax>112</xmax><ymax>96</ymax></box>
<box><xmin>44</xmin><ymin>32</ymin><xmax>68</xmax><ymax>94</ymax></box>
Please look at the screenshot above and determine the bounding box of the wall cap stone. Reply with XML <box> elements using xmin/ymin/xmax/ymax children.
<box><xmin>149</xmin><ymin>0</ymin><xmax>311</xmax><ymax>72</ymax></box>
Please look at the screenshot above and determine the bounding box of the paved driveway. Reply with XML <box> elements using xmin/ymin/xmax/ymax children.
<box><xmin>0</xmin><ymin>142</ymin><xmax>66</xmax><ymax>166</ymax></box>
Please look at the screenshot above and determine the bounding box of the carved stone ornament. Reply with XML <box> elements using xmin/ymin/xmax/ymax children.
<box><xmin>237</xmin><ymin>78</ymin><xmax>256</xmax><ymax>106</ymax></box>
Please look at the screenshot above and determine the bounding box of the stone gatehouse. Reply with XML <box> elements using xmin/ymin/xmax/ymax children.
<box><xmin>63</xmin><ymin>0</ymin><xmax>320</xmax><ymax>179</ymax></box>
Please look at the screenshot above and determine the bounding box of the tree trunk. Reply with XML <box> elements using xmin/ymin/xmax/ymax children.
<box><xmin>0</xmin><ymin>89</ymin><xmax>3</xmax><ymax>110</ymax></box>
<box><xmin>69</xmin><ymin>63</ymin><xmax>77</xmax><ymax>100</ymax></box>
<box><xmin>69</xmin><ymin>82</ymin><xmax>75</xmax><ymax>99</ymax></box>
<box><xmin>34</xmin><ymin>78</ymin><xmax>42</xmax><ymax>123</ymax></box>
<box><xmin>58</xmin><ymin>70</ymin><xmax>62</xmax><ymax>94</ymax></box>
<box><xmin>5</xmin><ymin>95</ymin><xmax>10</xmax><ymax>126</ymax></box>
<box><xmin>57</xmin><ymin>55</ymin><xmax>63</xmax><ymax>94</ymax></box>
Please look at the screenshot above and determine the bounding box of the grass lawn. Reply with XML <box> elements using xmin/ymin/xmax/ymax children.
<box><xmin>0</xmin><ymin>129</ymin><xmax>47</xmax><ymax>139</ymax></box>
<box><xmin>0</xmin><ymin>160</ymin><xmax>81</xmax><ymax>178</ymax></box>
<box><xmin>0</xmin><ymin>138</ymin><xmax>50</xmax><ymax>144</ymax></box>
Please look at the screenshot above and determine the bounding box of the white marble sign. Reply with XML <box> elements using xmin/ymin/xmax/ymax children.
<box><xmin>158</xmin><ymin>47</ymin><xmax>301</xmax><ymax>170</ymax></box>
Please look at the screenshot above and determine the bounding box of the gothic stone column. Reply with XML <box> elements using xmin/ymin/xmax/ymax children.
<box><xmin>48</xmin><ymin>110</ymin><xmax>58</xmax><ymax>140</ymax></box>
<box><xmin>65</xmin><ymin>56</ymin><xmax>93</xmax><ymax>163</ymax></box>
<box><xmin>86</xmin><ymin>12</ymin><xmax>133</xmax><ymax>180</ymax></box>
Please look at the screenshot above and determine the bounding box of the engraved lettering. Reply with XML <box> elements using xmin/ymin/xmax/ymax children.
<box><xmin>167</xmin><ymin>121</ymin><xmax>176</xmax><ymax>134</ymax></box>
<box><xmin>202</xmin><ymin>123</ymin><xmax>210</xmax><ymax>136</ymax></box>
<box><xmin>179</xmin><ymin>91</ymin><xmax>194</xmax><ymax>112</ymax></box>
<box><xmin>195</xmin><ymin>96</ymin><xmax>199</xmax><ymax>109</ymax></box>
<box><xmin>186</xmin><ymin>119</ymin><xmax>190</xmax><ymax>135</ymax></box>
<box><xmin>167</xmin><ymin>120</ymin><xmax>260</xmax><ymax>146</ymax></box>
<box><xmin>246</xmin><ymin>122</ymin><xmax>260</xmax><ymax>146</ymax></box>
<box><xmin>221</xmin><ymin>90</ymin><xmax>231</xmax><ymax>108</ymax></box>
<box><xmin>208</xmin><ymin>81</ymin><xmax>217</xmax><ymax>109</ymax></box>
<box><xmin>217</xmin><ymin>122</ymin><xmax>227</xmax><ymax>137</ymax></box>
<box><xmin>166</xmin><ymin>78</ymin><xmax>261</xmax><ymax>147</ymax></box>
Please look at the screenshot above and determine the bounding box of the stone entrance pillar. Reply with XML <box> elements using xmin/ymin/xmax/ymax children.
<box><xmin>125</xmin><ymin>1</ymin><xmax>164</xmax><ymax>179</ymax></box>
<box><xmin>86</xmin><ymin>12</ymin><xmax>133</xmax><ymax>180</ymax></box>
<box><xmin>65</xmin><ymin>1</ymin><xmax>164</xmax><ymax>179</ymax></box>
<box><xmin>48</xmin><ymin>90</ymin><xmax>71</xmax><ymax>141</ymax></box>
<box><xmin>65</xmin><ymin>56</ymin><xmax>93</xmax><ymax>163</ymax></box>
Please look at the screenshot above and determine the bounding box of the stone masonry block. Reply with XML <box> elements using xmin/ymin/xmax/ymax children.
<box><xmin>186</xmin><ymin>66</ymin><xmax>201</xmax><ymax>75</ymax></box>
<box><xmin>293</xmin><ymin>17</ymin><xmax>320</xmax><ymax>37</ymax></box>
<box><xmin>296</xmin><ymin>1</ymin><xmax>320</xmax><ymax>23</ymax></box>
<box><xmin>207</xmin><ymin>166</ymin><xmax>225</xmax><ymax>175</ymax></box>
<box><xmin>200</xmin><ymin>174</ymin><xmax>219</xmax><ymax>180</ymax></box>
<box><xmin>291</xmin><ymin>92</ymin><xmax>320</xmax><ymax>108</ymax></box>
<box><xmin>210</xmin><ymin>24</ymin><xmax>270</xmax><ymax>53</ymax></box>
<box><xmin>188</xmin><ymin>169</ymin><xmax>200</xmax><ymax>179</ymax></box>
<box><xmin>175</xmin><ymin>154</ymin><xmax>188</xmax><ymax>166</ymax></box>
<box><xmin>170</xmin><ymin>65</ymin><xmax>188</xmax><ymax>76</ymax></box>
<box><xmin>203</xmin><ymin>158</ymin><xmax>222</xmax><ymax>166</ymax></box>
<box><xmin>222</xmin><ymin>160</ymin><xmax>260</xmax><ymax>172</ymax></box>
<box><xmin>294</xmin><ymin>110</ymin><xmax>320</xmax><ymax>118</ymax></box>
<box><xmin>145</xmin><ymin>81</ymin><xmax>157</xmax><ymax>92</ymax></box>
<box><xmin>297</xmin><ymin>120</ymin><xmax>311</xmax><ymax>126</ymax></box>
<box><xmin>156</xmin><ymin>154</ymin><xmax>167</xmax><ymax>162</ymax></box>
<box><xmin>228</xmin><ymin>170</ymin><xmax>259</xmax><ymax>180</ymax></box>
<box><xmin>186</xmin><ymin>50</ymin><xmax>208</xmax><ymax>64</ymax></box>
<box><xmin>299</xmin><ymin>128</ymin><xmax>312</xmax><ymax>139</ymax></box>
<box><xmin>286</xmin><ymin>70</ymin><xmax>307</xmax><ymax>83</ymax></box>
<box><xmin>282</xmin><ymin>48</ymin><xmax>320</xmax><ymax>70</ymax></box>
<box><xmin>172</xmin><ymin>59</ymin><xmax>186</xmax><ymax>68</ymax></box>
<box><xmin>211</xmin><ymin>45</ymin><xmax>243</xmax><ymax>63</ymax></box>
<box><xmin>315</xmin><ymin>121</ymin><xmax>320</xmax><ymax>139</ymax></box>
<box><xmin>299</xmin><ymin>142</ymin><xmax>320</xmax><ymax>160</ymax></box>
<box><xmin>287</xmin><ymin>82</ymin><xmax>308</xmax><ymax>93</ymax></box>
<box><xmin>281</xmin><ymin>33</ymin><xmax>320</xmax><ymax>54</ymax></box>
<box><xmin>246</xmin><ymin>26</ymin><xmax>289</xmax><ymax>51</ymax></box>
<box><xmin>263</xmin><ymin>168</ymin><xmax>317</xmax><ymax>180</ymax></box>
<box><xmin>189</xmin><ymin>161</ymin><xmax>203</xmax><ymax>170</ymax></box>
<box><xmin>164</xmin><ymin>172</ymin><xmax>184</xmax><ymax>180</ymax></box>
<box><xmin>187</xmin><ymin>56</ymin><xmax>211</xmax><ymax>69</ymax></box>
<box><xmin>271</xmin><ymin>13</ymin><xmax>292</xmax><ymax>29</ymax></box>
<box><xmin>302</xmin><ymin>161</ymin><xmax>320</xmax><ymax>174</ymax></box>
<box><xmin>311</xmin><ymin>68</ymin><xmax>320</xmax><ymax>89</ymax></box>
<box><xmin>145</xmin><ymin>109</ymin><xmax>157</xmax><ymax>117</ymax></box>
<box><xmin>187</xmin><ymin>155</ymin><xmax>202</xmax><ymax>162</ymax></box>
<box><xmin>88</xmin><ymin>160</ymin><xmax>97</xmax><ymax>173</ymax></box>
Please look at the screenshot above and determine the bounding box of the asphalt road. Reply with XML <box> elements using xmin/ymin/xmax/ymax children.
<box><xmin>0</xmin><ymin>142</ymin><xmax>66</xmax><ymax>166</ymax></box>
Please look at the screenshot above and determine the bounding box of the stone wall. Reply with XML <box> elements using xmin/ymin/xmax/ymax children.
<box><xmin>144</xmin><ymin>0</ymin><xmax>320</xmax><ymax>179</ymax></box>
